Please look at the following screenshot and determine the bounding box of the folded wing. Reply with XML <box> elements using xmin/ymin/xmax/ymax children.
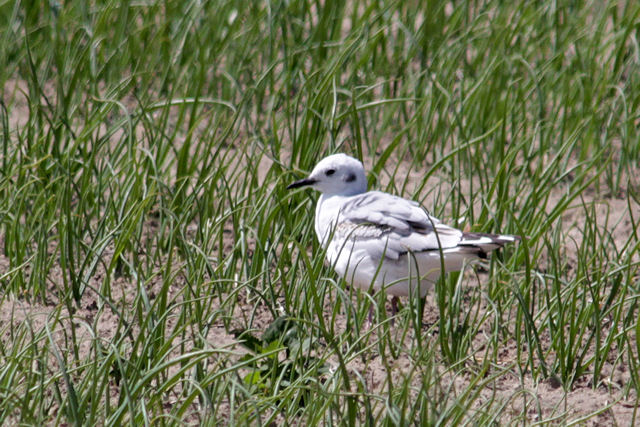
<box><xmin>335</xmin><ymin>191</ymin><xmax>464</xmax><ymax>260</ymax></box>
<box><xmin>335</xmin><ymin>191</ymin><xmax>518</xmax><ymax>261</ymax></box>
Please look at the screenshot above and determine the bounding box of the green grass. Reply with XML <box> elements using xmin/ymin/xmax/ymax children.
<box><xmin>1</xmin><ymin>0</ymin><xmax>640</xmax><ymax>424</ymax></box>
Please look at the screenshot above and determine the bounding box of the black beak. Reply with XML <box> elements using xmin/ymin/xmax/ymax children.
<box><xmin>286</xmin><ymin>178</ymin><xmax>316</xmax><ymax>190</ymax></box>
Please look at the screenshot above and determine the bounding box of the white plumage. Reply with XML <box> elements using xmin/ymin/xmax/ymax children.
<box><xmin>288</xmin><ymin>153</ymin><xmax>518</xmax><ymax>305</ymax></box>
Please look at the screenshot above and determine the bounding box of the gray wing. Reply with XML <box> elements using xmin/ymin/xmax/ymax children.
<box><xmin>336</xmin><ymin>191</ymin><xmax>464</xmax><ymax>260</ymax></box>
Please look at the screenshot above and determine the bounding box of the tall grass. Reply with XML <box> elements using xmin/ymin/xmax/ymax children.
<box><xmin>1</xmin><ymin>0</ymin><xmax>639</xmax><ymax>424</ymax></box>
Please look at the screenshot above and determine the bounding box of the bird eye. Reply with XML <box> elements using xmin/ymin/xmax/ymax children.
<box><xmin>325</xmin><ymin>169</ymin><xmax>336</xmax><ymax>176</ymax></box>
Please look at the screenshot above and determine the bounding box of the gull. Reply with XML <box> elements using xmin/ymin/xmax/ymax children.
<box><xmin>287</xmin><ymin>153</ymin><xmax>519</xmax><ymax>323</ymax></box>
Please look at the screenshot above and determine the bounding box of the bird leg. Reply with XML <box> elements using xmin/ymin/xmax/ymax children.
<box><xmin>366</xmin><ymin>290</ymin><xmax>375</xmax><ymax>328</ymax></box>
<box><xmin>391</xmin><ymin>296</ymin><xmax>400</xmax><ymax>326</ymax></box>
<box><xmin>366</xmin><ymin>294</ymin><xmax>400</xmax><ymax>328</ymax></box>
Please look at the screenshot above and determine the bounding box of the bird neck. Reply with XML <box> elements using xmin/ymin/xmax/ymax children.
<box><xmin>315</xmin><ymin>193</ymin><xmax>349</xmax><ymax>246</ymax></box>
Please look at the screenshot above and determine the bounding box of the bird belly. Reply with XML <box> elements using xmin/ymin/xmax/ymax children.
<box><xmin>327</xmin><ymin>241</ymin><xmax>441</xmax><ymax>298</ymax></box>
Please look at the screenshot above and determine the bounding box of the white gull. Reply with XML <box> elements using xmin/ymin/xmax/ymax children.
<box><xmin>287</xmin><ymin>153</ymin><xmax>519</xmax><ymax>319</ymax></box>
